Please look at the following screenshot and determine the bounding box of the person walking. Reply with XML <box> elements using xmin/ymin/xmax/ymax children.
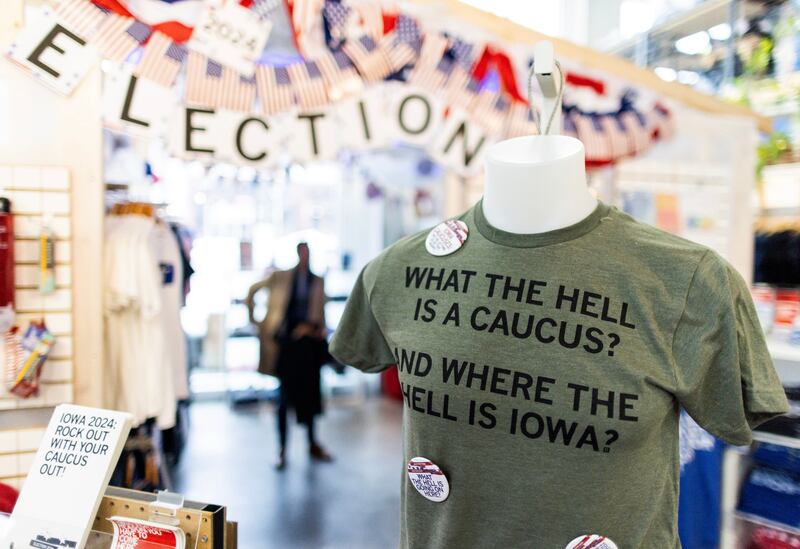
<box><xmin>246</xmin><ymin>242</ymin><xmax>332</xmax><ymax>469</ymax></box>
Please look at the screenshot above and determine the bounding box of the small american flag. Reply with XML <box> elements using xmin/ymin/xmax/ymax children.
<box><xmin>342</xmin><ymin>34</ymin><xmax>392</xmax><ymax>83</ymax></box>
<box><xmin>256</xmin><ymin>65</ymin><xmax>296</xmax><ymax>116</ymax></box>
<box><xmin>315</xmin><ymin>49</ymin><xmax>362</xmax><ymax>100</ymax></box>
<box><xmin>185</xmin><ymin>52</ymin><xmax>219</xmax><ymax>107</ymax></box>
<box><xmin>505</xmin><ymin>101</ymin><xmax>538</xmax><ymax>138</ymax></box>
<box><xmin>186</xmin><ymin>52</ymin><xmax>255</xmax><ymax>111</ymax></box>
<box><xmin>449</xmin><ymin>36</ymin><xmax>478</xmax><ymax>70</ymax></box>
<box><xmin>574</xmin><ymin>113</ymin><xmax>612</xmax><ymax>163</ymax></box>
<box><xmin>445</xmin><ymin>66</ymin><xmax>480</xmax><ymax>111</ymax></box>
<box><xmin>600</xmin><ymin>114</ymin><xmax>633</xmax><ymax>160</ymax></box>
<box><xmin>134</xmin><ymin>32</ymin><xmax>186</xmax><ymax>88</ymax></box>
<box><xmin>251</xmin><ymin>0</ymin><xmax>283</xmax><ymax>20</ymax></box>
<box><xmin>52</xmin><ymin>0</ymin><xmax>108</xmax><ymax>39</ymax></box>
<box><xmin>362</xmin><ymin>3</ymin><xmax>384</xmax><ymax>37</ymax></box>
<box><xmin>407</xmin><ymin>34</ymin><xmax>449</xmax><ymax>90</ymax></box>
<box><xmin>287</xmin><ymin>0</ymin><xmax>327</xmax><ymax>56</ymax></box>
<box><xmin>287</xmin><ymin>60</ymin><xmax>329</xmax><ymax>110</ymax></box>
<box><xmin>470</xmin><ymin>92</ymin><xmax>510</xmax><ymax>135</ymax></box>
<box><xmin>620</xmin><ymin>111</ymin><xmax>651</xmax><ymax>153</ymax></box>
<box><xmin>323</xmin><ymin>1</ymin><xmax>351</xmax><ymax>48</ymax></box>
<box><xmin>92</xmin><ymin>15</ymin><xmax>151</xmax><ymax>64</ymax></box>
<box><xmin>218</xmin><ymin>71</ymin><xmax>257</xmax><ymax>112</ymax></box>
<box><xmin>380</xmin><ymin>15</ymin><xmax>421</xmax><ymax>73</ymax></box>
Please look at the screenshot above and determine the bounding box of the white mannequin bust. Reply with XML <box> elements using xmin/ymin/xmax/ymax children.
<box><xmin>482</xmin><ymin>135</ymin><xmax>598</xmax><ymax>234</ymax></box>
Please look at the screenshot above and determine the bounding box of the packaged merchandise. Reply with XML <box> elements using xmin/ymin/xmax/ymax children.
<box><xmin>753</xmin><ymin>443</ymin><xmax>800</xmax><ymax>475</ymax></box>
<box><xmin>738</xmin><ymin>467</ymin><xmax>800</xmax><ymax>528</ymax></box>
<box><xmin>4</xmin><ymin>321</ymin><xmax>56</xmax><ymax>398</ymax></box>
<box><xmin>752</xmin><ymin>285</ymin><xmax>777</xmax><ymax>334</ymax></box>
<box><xmin>774</xmin><ymin>289</ymin><xmax>800</xmax><ymax>341</ymax></box>
<box><xmin>109</xmin><ymin>517</ymin><xmax>185</xmax><ymax>549</ymax></box>
<box><xmin>749</xmin><ymin>526</ymin><xmax>800</xmax><ymax>549</ymax></box>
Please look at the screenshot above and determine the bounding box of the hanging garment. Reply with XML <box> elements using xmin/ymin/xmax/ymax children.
<box><xmin>678</xmin><ymin>412</ymin><xmax>723</xmax><ymax>549</ymax></box>
<box><xmin>330</xmin><ymin>201</ymin><xmax>788</xmax><ymax>549</ymax></box>
<box><xmin>153</xmin><ymin>222</ymin><xmax>188</xmax><ymax>401</ymax></box>
<box><xmin>104</xmin><ymin>214</ymin><xmax>177</xmax><ymax>429</ymax></box>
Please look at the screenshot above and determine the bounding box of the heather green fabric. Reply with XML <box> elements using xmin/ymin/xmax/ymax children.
<box><xmin>330</xmin><ymin>200</ymin><xmax>788</xmax><ymax>549</ymax></box>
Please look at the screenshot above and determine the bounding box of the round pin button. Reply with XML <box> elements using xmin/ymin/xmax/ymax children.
<box><xmin>565</xmin><ymin>535</ymin><xmax>618</xmax><ymax>549</ymax></box>
<box><xmin>407</xmin><ymin>457</ymin><xmax>450</xmax><ymax>502</ymax></box>
<box><xmin>425</xmin><ymin>219</ymin><xmax>468</xmax><ymax>257</ymax></box>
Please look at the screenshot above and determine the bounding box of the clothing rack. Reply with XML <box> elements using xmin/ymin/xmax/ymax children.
<box><xmin>108</xmin><ymin>200</ymin><xmax>169</xmax><ymax>217</ymax></box>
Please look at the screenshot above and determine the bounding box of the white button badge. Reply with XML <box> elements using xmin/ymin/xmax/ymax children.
<box><xmin>566</xmin><ymin>535</ymin><xmax>618</xmax><ymax>549</ymax></box>
<box><xmin>425</xmin><ymin>219</ymin><xmax>469</xmax><ymax>257</ymax></box>
<box><xmin>407</xmin><ymin>457</ymin><xmax>450</xmax><ymax>502</ymax></box>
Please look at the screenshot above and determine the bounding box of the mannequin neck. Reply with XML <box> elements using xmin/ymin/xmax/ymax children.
<box><xmin>482</xmin><ymin>135</ymin><xmax>597</xmax><ymax>234</ymax></box>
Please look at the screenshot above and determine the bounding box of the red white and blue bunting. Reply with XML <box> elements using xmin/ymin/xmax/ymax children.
<box><xmin>5</xmin><ymin>0</ymin><xmax>674</xmax><ymax>174</ymax></box>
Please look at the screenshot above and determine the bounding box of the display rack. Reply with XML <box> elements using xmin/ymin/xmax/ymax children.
<box><xmin>0</xmin><ymin>488</ymin><xmax>238</xmax><ymax>548</ymax></box>
<box><xmin>87</xmin><ymin>487</ymin><xmax>235</xmax><ymax>549</ymax></box>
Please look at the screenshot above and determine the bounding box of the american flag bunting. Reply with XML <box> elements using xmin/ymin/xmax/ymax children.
<box><xmin>134</xmin><ymin>32</ymin><xmax>186</xmax><ymax>88</ymax></box>
<box><xmin>563</xmin><ymin>111</ymin><xmax>578</xmax><ymax>140</ymax></box>
<box><xmin>574</xmin><ymin>113</ymin><xmax>612</xmax><ymax>162</ymax></box>
<box><xmin>251</xmin><ymin>0</ymin><xmax>283</xmax><ymax>20</ymax></box>
<box><xmin>185</xmin><ymin>51</ymin><xmax>220</xmax><ymax>107</ymax></box>
<box><xmin>52</xmin><ymin>0</ymin><xmax>109</xmax><ymax>39</ymax></box>
<box><xmin>342</xmin><ymin>34</ymin><xmax>392</xmax><ymax>83</ymax></box>
<box><xmin>92</xmin><ymin>15</ymin><xmax>151</xmax><ymax>64</ymax></box>
<box><xmin>287</xmin><ymin>0</ymin><xmax>327</xmax><ymax>56</ymax></box>
<box><xmin>600</xmin><ymin>114</ymin><xmax>633</xmax><ymax>160</ymax></box>
<box><xmin>380</xmin><ymin>15</ymin><xmax>421</xmax><ymax>73</ymax></box>
<box><xmin>449</xmin><ymin>36</ymin><xmax>477</xmax><ymax>70</ymax></box>
<box><xmin>407</xmin><ymin>34</ymin><xmax>449</xmax><ymax>90</ymax></box>
<box><xmin>505</xmin><ymin>102</ymin><xmax>538</xmax><ymax>138</ymax></box>
<box><xmin>445</xmin><ymin>66</ymin><xmax>480</xmax><ymax>111</ymax></box>
<box><xmin>218</xmin><ymin>71</ymin><xmax>257</xmax><ymax>112</ymax></box>
<box><xmin>256</xmin><ymin>65</ymin><xmax>297</xmax><ymax>115</ymax></box>
<box><xmin>186</xmin><ymin>52</ymin><xmax>256</xmax><ymax>111</ymax></box>
<box><xmin>355</xmin><ymin>2</ymin><xmax>384</xmax><ymax>39</ymax></box>
<box><xmin>287</xmin><ymin>61</ymin><xmax>329</xmax><ymax>110</ymax></box>
<box><xmin>620</xmin><ymin>111</ymin><xmax>651</xmax><ymax>153</ymax></box>
<box><xmin>470</xmin><ymin>92</ymin><xmax>510</xmax><ymax>135</ymax></box>
<box><xmin>315</xmin><ymin>49</ymin><xmax>362</xmax><ymax>100</ymax></box>
<box><xmin>650</xmin><ymin>104</ymin><xmax>674</xmax><ymax>140</ymax></box>
<box><xmin>323</xmin><ymin>1</ymin><xmax>351</xmax><ymax>48</ymax></box>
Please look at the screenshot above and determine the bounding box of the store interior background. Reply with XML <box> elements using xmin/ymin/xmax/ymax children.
<box><xmin>2</xmin><ymin>0</ymin><xmax>800</xmax><ymax>547</ymax></box>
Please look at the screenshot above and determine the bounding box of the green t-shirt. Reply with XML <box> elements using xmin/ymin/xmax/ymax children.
<box><xmin>329</xmin><ymin>200</ymin><xmax>788</xmax><ymax>549</ymax></box>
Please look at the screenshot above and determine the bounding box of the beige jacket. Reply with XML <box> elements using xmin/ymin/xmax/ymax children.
<box><xmin>246</xmin><ymin>268</ymin><xmax>326</xmax><ymax>376</ymax></box>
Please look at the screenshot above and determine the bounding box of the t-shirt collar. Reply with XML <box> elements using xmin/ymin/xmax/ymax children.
<box><xmin>472</xmin><ymin>198</ymin><xmax>610</xmax><ymax>248</ymax></box>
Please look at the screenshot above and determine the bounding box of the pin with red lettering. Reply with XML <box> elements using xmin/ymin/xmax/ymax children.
<box><xmin>565</xmin><ymin>535</ymin><xmax>618</xmax><ymax>549</ymax></box>
<box><xmin>407</xmin><ymin>457</ymin><xmax>449</xmax><ymax>502</ymax></box>
<box><xmin>425</xmin><ymin>219</ymin><xmax>468</xmax><ymax>256</ymax></box>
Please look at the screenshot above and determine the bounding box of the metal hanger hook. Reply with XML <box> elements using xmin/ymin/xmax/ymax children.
<box><xmin>527</xmin><ymin>59</ymin><xmax>565</xmax><ymax>136</ymax></box>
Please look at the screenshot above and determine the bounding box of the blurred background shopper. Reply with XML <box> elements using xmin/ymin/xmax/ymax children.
<box><xmin>247</xmin><ymin>242</ymin><xmax>332</xmax><ymax>469</ymax></box>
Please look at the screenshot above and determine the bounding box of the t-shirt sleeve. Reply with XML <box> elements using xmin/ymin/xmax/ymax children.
<box><xmin>673</xmin><ymin>251</ymin><xmax>789</xmax><ymax>445</ymax></box>
<box><xmin>329</xmin><ymin>262</ymin><xmax>396</xmax><ymax>373</ymax></box>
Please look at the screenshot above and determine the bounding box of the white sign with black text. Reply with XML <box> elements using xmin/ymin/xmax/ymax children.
<box><xmin>189</xmin><ymin>1</ymin><xmax>271</xmax><ymax>77</ymax></box>
<box><xmin>2</xmin><ymin>405</ymin><xmax>132</xmax><ymax>549</ymax></box>
<box><xmin>6</xmin><ymin>8</ymin><xmax>96</xmax><ymax>96</ymax></box>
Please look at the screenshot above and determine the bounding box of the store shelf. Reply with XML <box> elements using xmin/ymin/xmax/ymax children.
<box><xmin>768</xmin><ymin>339</ymin><xmax>800</xmax><ymax>364</ymax></box>
<box><xmin>752</xmin><ymin>430</ymin><xmax>800</xmax><ymax>449</ymax></box>
<box><xmin>736</xmin><ymin>512</ymin><xmax>800</xmax><ymax>535</ymax></box>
